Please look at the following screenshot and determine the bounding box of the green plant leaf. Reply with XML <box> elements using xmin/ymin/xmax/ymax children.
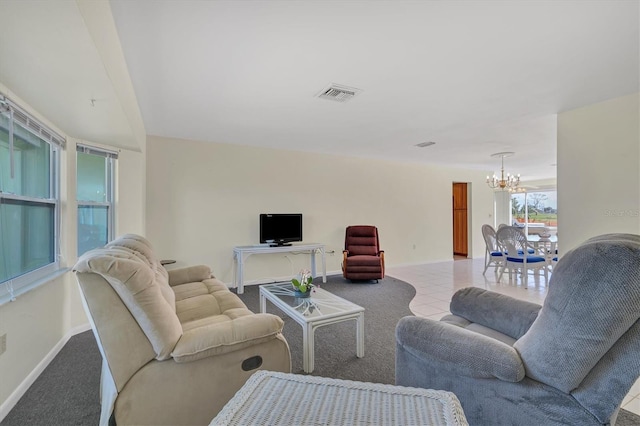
<box><xmin>291</xmin><ymin>278</ymin><xmax>300</xmax><ymax>287</ymax></box>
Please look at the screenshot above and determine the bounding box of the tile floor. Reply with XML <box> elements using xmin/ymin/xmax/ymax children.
<box><xmin>386</xmin><ymin>258</ymin><xmax>640</xmax><ymax>416</ymax></box>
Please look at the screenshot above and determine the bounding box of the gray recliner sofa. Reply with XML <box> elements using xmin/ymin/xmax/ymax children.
<box><xmin>396</xmin><ymin>233</ymin><xmax>640</xmax><ymax>425</ymax></box>
<box><xmin>74</xmin><ymin>234</ymin><xmax>291</xmax><ymax>426</ymax></box>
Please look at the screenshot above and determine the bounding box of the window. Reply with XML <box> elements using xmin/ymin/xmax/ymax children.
<box><xmin>77</xmin><ymin>145</ymin><xmax>116</xmax><ymax>255</ymax></box>
<box><xmin>0</xmin><ymin>95</ymin><xmax>64</xmax><ymax>301</ymax></box>
<box><xmin>511</xmin><ymin>190</ymin><xmax>558</xmax><ymax>233</ymax></box>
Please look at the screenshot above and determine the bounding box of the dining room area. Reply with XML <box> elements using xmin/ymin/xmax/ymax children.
<box><xmin>482</xmin><ymin>183</ymin><xmax>559</xmax><ymax>287</ymax></box>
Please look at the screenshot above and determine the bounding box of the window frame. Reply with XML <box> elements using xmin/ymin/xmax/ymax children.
<box><xmin>76</xmin><ymin>144</ymin><xmax>117</xmax><ymax>256</ymax></box>
<box><xmin>0</xmin><ymin>94</ymin><xmax>64</xmax><ymax>303</ymax></box>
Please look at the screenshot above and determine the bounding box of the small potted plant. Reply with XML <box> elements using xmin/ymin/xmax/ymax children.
<box><xmin>291</xmin><ymin>269</ymin><xmax>314</xmax><ymax>298</ymax></box>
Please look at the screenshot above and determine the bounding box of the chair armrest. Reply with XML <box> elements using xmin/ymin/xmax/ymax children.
<box><xmin>396</xmin><ymin>316</ymin><xmax>525</xmax><ymax>382</ymax></box>
<box><xmin>167</xmin><ymin>265</ymin><xmax>212</xmax><ymax>286</ymax></box>
<box><xmin>450</xmin><ymin>288</ymin><xmax>541</xmax><ymax>340</ymax></box>
<box><xmin>171</xmin><ymin>313</ymin><xmax>284</xmax><ymax>363</ymax></box>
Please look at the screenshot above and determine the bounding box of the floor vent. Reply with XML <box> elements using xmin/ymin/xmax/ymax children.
<box><xmin>316</xmin><ymin>84</ymin><xmax>362</xmax><ymax>103</ymax></box>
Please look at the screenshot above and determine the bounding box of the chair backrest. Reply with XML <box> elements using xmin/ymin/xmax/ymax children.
<box><xmin>514</xmin><ymin>233</ymin><xmax>640</xmax><ymax>421</ymax></box>
<box><xmin>76</xmin><ymin>271</ymin><xmax>156</xmax><ymax>393</ymax></box>
<box><xmin>496</xmin><ymin>226</ymin><xmax>529</xmax><ymax>258</ymax></box>
<box><xmin>345</xmin><ymin>225</ymin><xmax>380</xmax><ymax>256</ymax></box>
<box><xmin>482</xmin><ymin>224</ymin><xmax>498</xmax><ymax>253</ymax></box>
<box><xmin>74</xmin><ymin>234</ymin><xmax>182</xmax><ymax>361</ymax></box>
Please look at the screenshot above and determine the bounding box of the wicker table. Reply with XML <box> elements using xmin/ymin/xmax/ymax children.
<box><xmin>210</xmin><ymin>371</ymin><xmax>469</xmax><ymax>426</ymax></box>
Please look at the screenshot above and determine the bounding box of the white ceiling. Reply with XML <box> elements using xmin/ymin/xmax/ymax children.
<box><xmin>109</xmin><ymin>0</ymin><xmax>639</xmax><ymax>181</ymax></box>
<box><xmin>1</xmin><ymin>1</ymin><xmax>638</xmax><ymax>181</ymax></box>
<box><xmin>0</xmin><ymin>1</ymin><xmax>144</xmax><ymax>152</ymax></box>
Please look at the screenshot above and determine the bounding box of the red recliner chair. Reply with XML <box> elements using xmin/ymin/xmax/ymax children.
<box><xmin>342</xmin><ymin>225</ymin><xmax>385</xmax><ymax>281</ymax></box>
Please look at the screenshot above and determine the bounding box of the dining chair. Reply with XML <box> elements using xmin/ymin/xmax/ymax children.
<box><xmin>482</xmin><ymin>224</ymin><xmax>503</xmax><ymax>275</ymax></box>
<box><xmin>550</xmin><ymin>242</ymin><xmax>559</xmax><ymax>269</ymax></box>
<box><xmin>540</xmin><ymin>240</ymin><xmax>558</xmax><ymax>270</ymax></box>
<box><xmin>496</xmin><ymin>226</ymin><xmax>548</xmax><ymax>287</ymax></box>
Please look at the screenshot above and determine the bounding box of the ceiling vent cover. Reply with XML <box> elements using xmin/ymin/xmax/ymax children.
<box><xmin>316</xmin><ymin>83</ymin><xmax>362</xmax><ymax>103</ymax></box>
<box><xmin>415</xmin><ymin>142</ymin><xmax>436</xmax><ymax>148</ymax></box>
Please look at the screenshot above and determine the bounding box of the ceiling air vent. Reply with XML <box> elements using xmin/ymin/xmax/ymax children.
<box><xmin>415</xmin><ymin>142</ymin><xmax>436</xmax><ymax>148</ymax></box>
<box><xmin>316</xmin><ymin>83</ymin><xmax>362</xmax><ymax>103</ymax></box>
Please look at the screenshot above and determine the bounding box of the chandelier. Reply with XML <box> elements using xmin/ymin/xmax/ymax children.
<box><xmin>486</xmin><ymin>152</ymin><xmax>521</xmax><ymax>191</ymax></box>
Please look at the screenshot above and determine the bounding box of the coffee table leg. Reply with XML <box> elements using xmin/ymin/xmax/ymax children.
<box><xmin>260</xmin><ymin>293</ymin><xmax>266</xmax><ymax>313</ymax></box>
<box><xmin>303</xmin><ymin>323</ymin><xmax>314</xmax><ymax>373</ymax></box>
<box><xmin>356</xmin><ymin>313</ymin><xmax>364</xmax><ymax>358</ymax></box>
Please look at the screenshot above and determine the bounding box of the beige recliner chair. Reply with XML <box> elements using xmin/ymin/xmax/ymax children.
<box><xmin>73</xmin><ymin>234</ymin><xmax>291</xmax><ymax>426</ymax></box>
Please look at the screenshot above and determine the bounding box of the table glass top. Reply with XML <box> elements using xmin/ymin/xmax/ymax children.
<box><xmin>260</xmin><ymin>283</ymin><xmax>363</xmax><ymax>320</ymax></box>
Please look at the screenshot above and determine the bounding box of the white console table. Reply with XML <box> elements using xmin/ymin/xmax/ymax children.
<box><xmin>232</xmin><ymin>243</ymin><xmax>326</xmax><ymax>294</ymax></box>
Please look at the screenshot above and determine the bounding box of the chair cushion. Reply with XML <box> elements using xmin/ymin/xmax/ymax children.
<box><xmin>506</xmin><ymin>256</ymin><xmax>546</xmax><ymax>263</ymax></box>
<box><xmin>506</xmin><ymin>249</ymin><xmax>535</xmax><ymax>255</ymax></box>
<box><xmin>171</xmin><ymin>313</ymin><xmax>284</xmax><ymax>363</ymax></box>
<box><xmin>345</xmin><ymin>226</ymin><xmax>380</xmax><ymax>256</ymax></box>
<box><xmin>440</xmin><ymin>314</ymin><xmax>517</xmax><ymax>346</ymax></box>
<box><xmin>346</xmin><ymin>255</ymin><xmax>382</xmax><ymax>267</ymax></box>
<box><xmin>448</xmin><ymin>288</ymin><xmax>541</xmax><ymax>340</ymax></box>
<box><xmin>74</xmin><ymin>244</ymin><xmax>182</xmax><ymax>360</ymax></box>
<box><xmin>175</xmin><ymin>278</ymin><xmax>248</xmax><ymax>324</ymax></box>
<box><xmin>106</xmin><ymin>234</ymin><xmax>176</xmax><ymax>312</ymax></box>
<box><xmin>347</xmin><ymin>241</ymin><xmax>378</xmax><ymax>256</ymax></box>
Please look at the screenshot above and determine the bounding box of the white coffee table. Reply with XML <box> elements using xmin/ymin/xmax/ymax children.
<box><xmin>259</xmin><ymin>283</ymin><xmax>364</xmax><ymax>373</ymax></box>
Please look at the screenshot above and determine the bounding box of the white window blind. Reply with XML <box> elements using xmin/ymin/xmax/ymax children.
<box><xmin>76</xmin><ymin>143</ymin><xmax>118</xmax><ymax>159</ymax></box>
<box><xmin>0</xmin><ymin>93</ymin><xmax>64</xmax><ymax>303</ymax></box>
<box><xmin>0</xmin><ymin>95</ymin><xmax>65</xmax><ymax>148</ymax></box>
<box><xmin>76</xmin><ymin>144</ymin><xmax>116</xmax><ymax>255</ymax></box>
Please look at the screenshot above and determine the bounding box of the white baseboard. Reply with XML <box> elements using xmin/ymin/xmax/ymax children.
<box><xmin>386</xmin><ymin>259</ymin><xmax>455</xmax><ymax>269</ymax></box>
<box><xmin>0</xmin><ymin>322</ymin><xmax>91</xmax><ymax>422</ymax></box>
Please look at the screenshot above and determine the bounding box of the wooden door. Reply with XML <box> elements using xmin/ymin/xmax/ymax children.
<box><xmin>452</xmin><ymin>183</ymin><xmax>468</xmax><ymax>256</ymax></box>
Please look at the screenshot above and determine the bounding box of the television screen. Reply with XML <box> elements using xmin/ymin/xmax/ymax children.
<box><xmin>260</xmin><ymin>214</ymin><xmax>303</xmax><ymax>246</ymax></box>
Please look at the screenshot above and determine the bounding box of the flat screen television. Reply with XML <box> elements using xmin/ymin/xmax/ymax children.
<box><xmin>260</xmin><ymin>214</ymin><xmax>303</xmax><ymax>246</ymax></box>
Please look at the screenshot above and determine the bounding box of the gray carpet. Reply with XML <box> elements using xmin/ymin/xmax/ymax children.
<box><xmin>1</xmin><ymin>330</ymin><xmax>101</xmax><ymax>426</ymax></box>
<box><xmin>2</xmin><ymin>274</ymin><xmax>639</xmax><ymax>425</ymax></box>
<box><xmin>236</xmin><ymin>275</ymin><xmax>415</xmax><ymax>384</ymax></box>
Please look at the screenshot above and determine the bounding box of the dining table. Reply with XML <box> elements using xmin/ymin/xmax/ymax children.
<box><xmin>527</xmin><ymin>234</ymin><xmax>558</xmax><ymax>264</ymax></box>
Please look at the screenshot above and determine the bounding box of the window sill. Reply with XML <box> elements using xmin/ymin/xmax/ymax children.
<box><xmin>0</xmin><ymin>267</ymin><xmax>71</xmax><ymax>306</ymax></box>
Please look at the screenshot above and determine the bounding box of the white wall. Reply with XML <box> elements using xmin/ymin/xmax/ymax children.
<box><xmin>116</xmin><ymin>148</ymin><xmax>146</xmax><ymax>235</ymax></box>
<box><xmin>146</xmin><ymin>135</ymin><xmax>494</xmax><ymax>285</ymax></box>
<box><xmin>0</xmin><ymin>87</ymin><xmax>146</xmax><ymax>415</ymax></box>
<box><xmin>557</xmin><ymin>93</ymin><xmax>640</xmax><ymax>252</ymax></box>
<box><xmin>493</xmin><ymin>191</ymin><xmax>512</xmax><ymax>228</ymax></box>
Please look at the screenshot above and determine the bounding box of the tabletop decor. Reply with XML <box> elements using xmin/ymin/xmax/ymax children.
<box><xmin>291</xmin><ymin>269</ymin><xmax>314</xmax><ymax>297</ymax></box>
